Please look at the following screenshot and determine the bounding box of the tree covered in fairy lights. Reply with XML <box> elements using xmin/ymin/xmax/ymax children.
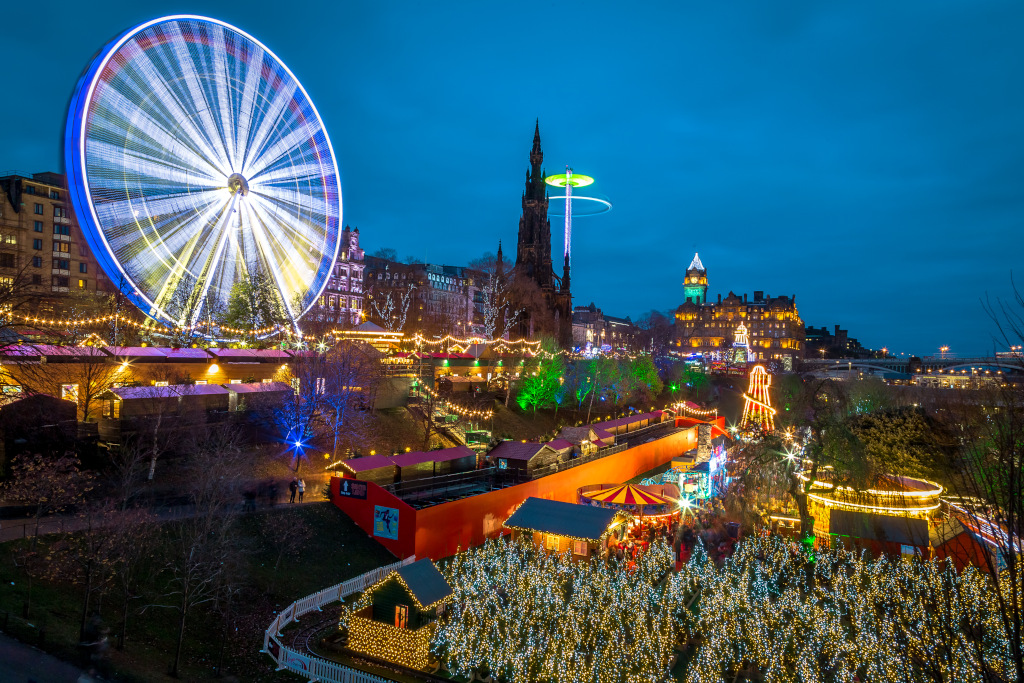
<box><xmin>429</xmin><ymin>535</ymin><xmax>1020</xmax><ymax>683</ymax></box>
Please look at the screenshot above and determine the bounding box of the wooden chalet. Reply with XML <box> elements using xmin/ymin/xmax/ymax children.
<box><xmin>346</xmin><ymin>558</ymin><xmax>452</xmax><ymax>669</ymax></box>
<box><xmin>504</xmin><ymin>496</ymin><xmax>627</xmax><ymax>560</ymax></box>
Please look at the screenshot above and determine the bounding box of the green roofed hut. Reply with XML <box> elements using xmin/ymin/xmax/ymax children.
<box><xmin>504</xmin><ymin>496</ymin><xmax>629</xmax><ymax>560</ymax></box>
<box><xmin>345</xmin><ymin>558</ymin><xmax>453</xmax><ymax>670</ymax></box>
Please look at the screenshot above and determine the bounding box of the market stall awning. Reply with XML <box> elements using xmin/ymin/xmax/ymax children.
<box><xmin>583</xmin><ymin>484</ymin><xmax>674</xmax><ymax>506</ymax></box>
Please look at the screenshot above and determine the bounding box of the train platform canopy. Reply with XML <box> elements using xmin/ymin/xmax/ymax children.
<box><xmin>504</xmin><ymin>497</ymin><xmax>620</xmax><ymax>542</ymax></box>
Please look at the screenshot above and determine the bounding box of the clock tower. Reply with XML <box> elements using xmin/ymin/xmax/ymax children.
<box><xmin>683</xmin><ymin>252</ymin><xmax>707</xmax><ymax>304</ymax></box>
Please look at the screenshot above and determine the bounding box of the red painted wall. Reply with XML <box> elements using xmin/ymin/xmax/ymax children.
<box><xmin>332</xmin><ymin>422</ymin><xmax>710</xmax><ymax>560</ymax></box>
<box><xmin>330</xmin><ymin>477</ymin><xmax>418</xmax><ymax>558</ymax></box>
<box><xmin>935</xmin><ymin>532</ymin><xmax>990</xmax><ymax>572</ymax></box>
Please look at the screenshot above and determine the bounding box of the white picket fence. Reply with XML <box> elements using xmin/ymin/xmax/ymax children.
<box><xmin>262</xmin><ymin>556</ymin><xmax>417</xmax><ymax>682</ymax></box>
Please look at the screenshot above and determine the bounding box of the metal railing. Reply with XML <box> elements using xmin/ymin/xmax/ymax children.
<box><xmin>262</xmin><ymin>556</ymin><xmax>417</xmax><ymax>683</ymax></box>
<box><xmin>529</xmin><ymin>442</ymin><xmax>629</xmax><ymax>479</ymax></box>
<box><xmin>384</xmin><ymin>467</ymin><xmax>523</xmax><ymax>503</ymax></box>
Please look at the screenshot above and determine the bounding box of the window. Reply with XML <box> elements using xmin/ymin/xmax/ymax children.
<box><xmin>33</xmin><ymin>221</ymin><xmax>43</xmax><ymax>232</ymax></box>
<box><xmin>394</xmin><ymin>604</ymin><xmax>409</xmax><ymax>629</ymax></box>
<box><xmin>34</xmin><ymin>203</ymin><xmax>43</xmax><ymax>215</ymax></box>
<box><xmin>78</xmin><ymin>279</ymin><xmax>86</xmax><ymax>289</ymax></box>
<box><xmin>24</xmin><ymin>185</ymin><xmax>35</xmax><ymax>195</ymax></box>
<box><xmin>53</xmin><ymin>241</ymin><xmax>69</xmax><ymax>253</ymax></box>
<box><xmin>53</xmin><ymin>224</ymin><xmax>70</xmax><ymax>236</ymax></box>
<box><xmin>0</xmin><ymin>253</ymin><xmax>14</xmax><ymax>268</ymax></box>
<box><xmin>31</xmin><ymin>275</ymin><xmax>41</xmax><ymax>285</ymax></box>
<box><xmin>52</xmin><ymin>276</ymin><xmax>69</xmax><ymax>288</ymax></box>
<box><xmin>0</xmin><ymin>276</ymin><xmax>13</xmax><ymax>289</ymax></box>
<box><xmin>61</xmin><ymin>383</ymin><xmax>79</xmax><ymax>403</ymax></box>
<box><xmin>2</xmin><ymin>234</ymin><xmax>15</xmax><ymax>245</ymax></box>
<box><xmin>573</xmin><ymin>540</ymin><xmax>588</xmax><ymax>557</ymax></box>
<box><xmin>53</xmin><ymin>259</ymin><xmax>70</xmax><ymax>270</ymax></box>
<box><xmin>79</xmin><ymin>263</ymin><xmax>87</xmax><ymax>273</ymax></box>
<box><xmin>154</xmin><ymin>381</ymin><xmax>169</xmax><ymax>387</ymax></box>
<box><xmin>229</xmin><ymin>379</ymin><xmax>242</xmax><ymax>384</ymax></box>
<box><xmin>49</xmin><ymin>190</ymin><xmax>60</xmax><ymax>200</ymax></box>
<box><xmin>32</xmin><ymin>239</ymin><xmax>42</xmax><ymax>250</ymax></box>
<box><xmin>194</xmin><ymin>380</ymin><xmax>207</xmax><ymax>385</ymax></box>
<box><xmin>545</xmin><ymin>533</ymin><xmax>560</xmax><ymax>551</ymax></box>
<box><xmin>53</xmin><ymin>206</ymin><xmax>67</xmax><ymax>218</ymax></box>
<box><xmin>261</xmin><ymin>378</ymin><xmax>273</xmax><ymax>383</ymax></box>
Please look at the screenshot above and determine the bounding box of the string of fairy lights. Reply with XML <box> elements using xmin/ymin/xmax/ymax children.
<box><xmin>426</xmin><ymin>534</ymin><xmax>1018</xmax><ymax>683</ymax></box>
<box><xmin>416</xmin><ymin>382</ymin><xmax>494</xmax><ymax>419</ymax></box>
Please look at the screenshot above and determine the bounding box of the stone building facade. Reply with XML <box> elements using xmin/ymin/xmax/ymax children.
<box><xmin>312</xmin><ymin>225</ymin><xmax>365</xmax><ymax>327</ymax></box>
<box><xmin>571</xmin><ymin>303</ymin><xmax>638</xmax><ymax>351</ymax></box>
<box><xmin>0</xmin><ymin>172</ymin><xmax>112</xmax><ymax>312</ymax></box>
<box><xmin>364</xmin><ymin>256</ymin><xmax>485</xmax><ymax>336</ymax></box>
<box><xmin>674</xmin><ymin>253</ymin><xmax>805</xmax><ymax>366</ymax></box>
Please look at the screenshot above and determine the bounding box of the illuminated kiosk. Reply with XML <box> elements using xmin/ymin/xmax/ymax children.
<box><xmin>740</xmin><ymin>365</ymin><xmax>776</xmax><ymax>432</ymax></box>
<box><xmin>800</xmin><ymin>470</ymin><xmax>943</xmax><ymax>552</ymax></box>
<box><xmin>65</xmin><ymin>16</ymin><xmax>341</xmax><ymax>333</ymax></box>
<box><xmin>544</xmin><ymin>168</ymin><xmax>612</xmax><ymax>279</ymax></box>
<box><xmin>342</xmin><ymin>558</ymin><xmax>452</xmax><ymax>670</ymax></box>
<box><xmin>504</xmin><ymin>497</ymin><xmax>629</xmax><ymax>561</ymax></box>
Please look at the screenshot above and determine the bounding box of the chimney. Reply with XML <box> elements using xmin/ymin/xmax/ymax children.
<box><xmin>743</xmin><ymin>293</ymin><xmax>747</xmax><ymax>303</ymax></box>
<box><xmin>835</xmin><ymin>324</ymin><xmax>840</xmax><ymax>336</ymax></box>
<box><xmin>754</xmin><ymin>291</ymin><xmax>763</xmax><ymax>301</ymax></box>
<box><xmin>717</xmin><ymin>293</ymin><xmax>722</xmax><ymax>304</ymax></box>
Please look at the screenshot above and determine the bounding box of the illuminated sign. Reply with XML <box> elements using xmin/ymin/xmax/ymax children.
<box><xmin>338</xmin><ymin>479</ymin><xmax>367</xmax><ymax>499</ymax></box>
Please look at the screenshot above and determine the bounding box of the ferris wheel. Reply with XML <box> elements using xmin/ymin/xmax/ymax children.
<box><xmin>65</xmin><ymin>15</ymin><xmax>341</xmax><ymax>330</ymax></box>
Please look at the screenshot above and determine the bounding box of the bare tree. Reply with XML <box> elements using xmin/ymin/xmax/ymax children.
<box><xmin>15</xmin><ymin>346</ymin><xmax>121</xmax><ymax>421</ymax></box>
<box><xmin>368</xmin><ymin>282</ymin><xmax>416</xmax><ymax>333</ymax></box>
<box><xmin>144</xmin><ymin>425</ymin><xmax>246</xmax><ymax>678</ymax></box>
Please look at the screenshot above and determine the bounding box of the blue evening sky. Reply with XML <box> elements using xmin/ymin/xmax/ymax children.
<box><xmin>2</xmin><ymin>1</ymin><xmax>1022</xmax><ymax>357</ymax></box>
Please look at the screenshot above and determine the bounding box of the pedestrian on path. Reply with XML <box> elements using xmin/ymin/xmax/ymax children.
<box><xmin>288</xmin><ymin>478</ymin><xmax>298</xmax><ymax>503</ymax></box>
<box><xmin>297</xmin><ymin>478</ymin><xmax>305</xmax><ymax>503</ymax></box>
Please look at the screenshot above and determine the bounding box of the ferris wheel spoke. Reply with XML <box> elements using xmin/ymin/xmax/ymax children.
<box><xmin>160</xmin><ymin>22</ymin><xmax>236</xmax><ymax>175</ymax></box>
<box><xmin>247</xmin><ymin>191</ymin><xmax>326</xmax><ymax>253</ymax></box>
<box><xmin>245</xmin><ymin>205</ymin><xmax>305</xmax><ymax>318</ymax></box>
<box><xmin>87</xmin><ymin>88</ymin><xmax>224</xmax><ymax>185</ymax></box>
<box><xmin>123</xmin><ymin>39</ymin><xmax>230</xmax><ymax>176</ymax></box>
<box><xmin>241</xmin><ymin>80</ymin><xmax>299</xmax><ymax>176</ymax></box>
<box><xmin>249</xmin><ymin>160</ymin><xmax>329</xmax><ymax>188</ymax></box>
<box><xmin>231</xmin><ymin>45</ymin><xmax>265</xmax><ymax>174</ymax></box>
<box><xmin>209</xmin><ymin>23</ymin><xmax>241</xmax><ymax>172</ymax></box>
<box><xmin>245</xmin><ymin>122</ymin><xmax>321</xmax><ymax>182</ymax></box>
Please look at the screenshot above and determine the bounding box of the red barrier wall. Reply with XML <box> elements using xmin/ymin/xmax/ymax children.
<box><xmin>331</xmin><ymin>420</ymin><xmax>715</xmax><ymax>560</ymax></box>
<box><xmin>330</xmin><ymin>477</ymin><xmax>418</xmax><ymax>558</ymax></box>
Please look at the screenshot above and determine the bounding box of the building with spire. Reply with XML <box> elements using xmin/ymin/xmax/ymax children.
<box><xmin>514</xmin><ymin>121</ymin><xmax>572</xmax><ymax>346</ymax></box>
<box><xmin>683</xmin><ymin>253</ymin><xmax>707</xmax><ymax>304</ymax></box>
<box><xmin>674</xmin><ymin>253</ymin><xmax>805</xmax><ymax>367</ymax></box>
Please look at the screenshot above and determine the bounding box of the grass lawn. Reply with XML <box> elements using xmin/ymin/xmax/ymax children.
<box><xmin>0</xmin><ymin>502</ymin><xmax>395</xmax><ymax>682</ymax></box>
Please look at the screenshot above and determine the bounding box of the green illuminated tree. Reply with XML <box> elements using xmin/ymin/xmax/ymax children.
<box><xmin>220</xmin><ymin>263</ymin><xmax>288</xmax><ymax>339</ymax></box>
<box><xmin>516</xmin><ymin>340</ymin><xmax>565</xmax><ymax>414</ymax></box>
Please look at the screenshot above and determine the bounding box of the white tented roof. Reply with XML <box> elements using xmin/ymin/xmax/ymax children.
<box><xmin>688</xmin><ymin>252</ymin><xmax>705</xmax><ymax>272</ymax></box>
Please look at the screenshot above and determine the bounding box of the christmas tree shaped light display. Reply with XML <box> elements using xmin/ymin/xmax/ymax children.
<box><xmin>741</xmin><ymin>365</ymin><xmax>776</xmax><ymax>433</ymax></box>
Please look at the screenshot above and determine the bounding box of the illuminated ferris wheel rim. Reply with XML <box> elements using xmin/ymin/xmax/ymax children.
<box><xmin>64</xmin><ymin>14</ymin><xmax>342</xmax><ymax>327</ymax></box>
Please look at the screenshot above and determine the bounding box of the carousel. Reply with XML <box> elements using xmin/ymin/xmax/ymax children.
<box><xmin>582</xmin><ymin>484</ymin><xmax>677</xmax><ymax>519</ymax></box>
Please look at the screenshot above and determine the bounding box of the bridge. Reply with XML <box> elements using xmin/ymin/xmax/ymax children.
<box><xmin>801</xmin><ymin>355</ymin><xmax>1024</xmax><ymax>379</ymax></box>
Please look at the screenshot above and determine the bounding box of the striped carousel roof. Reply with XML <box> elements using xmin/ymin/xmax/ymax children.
<box><xmin>583</xmin><ymin>484</ymin><xmax>674</xmax><ymax>506</ymax></box>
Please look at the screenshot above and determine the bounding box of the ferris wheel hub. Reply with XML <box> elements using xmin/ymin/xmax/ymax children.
<box><xmin>227</xmin><ymin>173</ymin><xmax>249</xmax><ymax>197</ymax></box>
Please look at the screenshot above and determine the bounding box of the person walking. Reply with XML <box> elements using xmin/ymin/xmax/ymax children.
<box><xmin>288</xmin><ymin>478</ymin><xmax>298</xmax><ymax>503</ymax></box>
<box><xmin>297</xmin><ymin>478</ymin><xmax>305</xmax><ymax>503</ymax></box>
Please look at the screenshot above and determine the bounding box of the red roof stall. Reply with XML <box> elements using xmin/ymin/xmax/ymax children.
<box><xmin>343</xmin><ymin>454</ymin><xmax>399</xmax><ymax>487</ymax></box>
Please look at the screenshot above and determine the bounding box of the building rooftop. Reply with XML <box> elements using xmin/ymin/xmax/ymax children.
<box><xmin>110</xmin><ymin>384</ymin><xmax>230</xmax><ymax>400</ymax></box>
<box><xmin>488</xmin><ymin>441</ymin><xmax>550</xmax><ymax>462</ymax></box>
<box><xmin>394</xmin><ymin>558</ymin><xmax>452</xmax><ymax>609</ymax></box>
<box><xmin>504</xmin><ymin>497</ymin><xmax>619</xmax><ymax>542</ymax></box>
<box><xmin>223</xmin><ymin>381</ymin><xmax>291</xmax><ymax>394</ymax></box>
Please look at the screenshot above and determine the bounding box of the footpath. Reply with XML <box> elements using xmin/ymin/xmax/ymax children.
<box><xmin>0</xmin><ymin>632</ymin><xmax>88</xmax><ymax>682</ymax></box>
